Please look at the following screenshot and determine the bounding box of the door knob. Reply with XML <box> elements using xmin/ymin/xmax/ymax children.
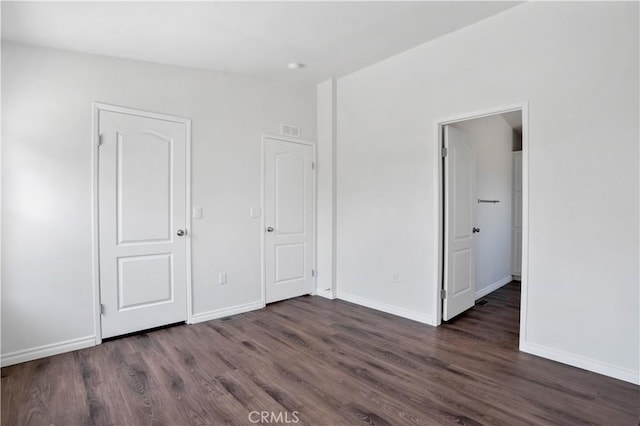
<box><xmin>473</xmin><ymin>227</ymin><xmax>480</xmax><ymax>233</ymax></box>
<box><xmin>266</xmin><ymin>227</ymin><xmax>274</xmax><ymax>232</ymax></box>
<box><xmin>177</xmin><ymin>229</ymin><xmax>186</xmax><ymax>236</ymax></box>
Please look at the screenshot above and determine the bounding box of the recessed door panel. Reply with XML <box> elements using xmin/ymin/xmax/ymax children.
<box><xmin>453</xmin><ymin>144</ymin><xmax>473</xmax><ymax>241</ymax></box>
<box><xmin>117</xmin><ymin>131</ymin><xmax>172</xmax><ymax>244</ymax></box>
<box><xmin>275</xmin><ymin>153</ymin><xmax>305</xmax><ymax>236</ymax></box>
<box><xmin>99</xmin><ymin>108</ymin><xmax>188</xmax><ymax>339</ymax></box>
<box><xmin>118</xmin><ymin>254</ymin><xmax>173</xmax><ymax>310</ymax></box>
<box><xmin>275</xmin><ymin>243</ymin><xmax>305</xmax><ymax>283</ymax></box>
<box><xmin>452</xmin><ymin>248</ymin><xmax>471</xmax><ymax>296</ymax></box>
<box><xmin>265</xmin><ymin>137</ymin><xmax>314</xmax><ymax>303</ymax></box>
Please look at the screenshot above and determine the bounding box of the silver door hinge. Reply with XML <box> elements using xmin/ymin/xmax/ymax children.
<box><xmin>311</xmin><ymin>269</ymin><xmax>315</xmax><ymax>277</ymax></box>
<box><xmin>440</xmin><ymin>289</ymin><xmax>447</xmax><ymax>299</ymax></box>
<box><xmin>312</xmin><ymin>162</ymin><xmax>315</xmax><ymax>170</ymax></box>
<box><xmin>97</xmin><ymin>134</ymin><xmax>103</xmax><ymax>147</ymax></box>
<box><xmin>100</xmin><ymin>303</ymin><xmax>105</xmax><ymax>315</ymax></box>
<box><xmin>441</xmin><ymin>147</ymin><xmax>448</xmax><ymax>158</ymax></box>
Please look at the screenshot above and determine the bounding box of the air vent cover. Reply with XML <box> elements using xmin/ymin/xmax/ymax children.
<box><xmin>280</xmin><ymin>123</ymin><xmax>301</xmax><ymax>138</ymax></box>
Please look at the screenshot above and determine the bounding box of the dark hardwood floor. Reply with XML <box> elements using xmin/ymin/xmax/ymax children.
<box><xmin>2</xmin><ymin>282</ymin><xmax>638</xmax><ymax>425</ymax></box>
<box><xmin>442</xmin><ymin>281</ymin><xmax>522</xmax><ymax>349</ymax></box>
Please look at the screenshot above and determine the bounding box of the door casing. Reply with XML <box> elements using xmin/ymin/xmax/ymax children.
<box><xmin>91</xmin><ymin>102</ymin><xmax>192</xmax><ymax>344</ymax></box>
<box><xmin>261</xmin><ymin>134</ymin><xmax>317</xmax><ymax>305</ymax></box>
<box><xmin>433</xmin><ymin>102</ymin><xmax>529</xmax><ymax>350</ymax></box>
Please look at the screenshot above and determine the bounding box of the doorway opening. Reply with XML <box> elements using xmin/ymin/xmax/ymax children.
<box><xmin>434</xmin><ymin>103</ymin><xmax>528</xmax><ymax>350</ymax></box>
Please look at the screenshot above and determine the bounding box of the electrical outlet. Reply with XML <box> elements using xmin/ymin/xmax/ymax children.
<box><xmin>219</xmin><ymin>272</ymin><xmax>227</xmax><ymax>285</ymax></box>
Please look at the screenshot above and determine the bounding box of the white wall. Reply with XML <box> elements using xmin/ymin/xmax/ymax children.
<box><xmin>1</xmin><ymin>43</ymin><xmax>316</xmax><ymax>361</ymax></box>
<box><xmin>316</xmin><ymin>79</ymin><xmax>336</xmax><ymax>298</ymax></box>
<box><xmin>453</xmin><ymin>115</ymin><xmax>513</xmax><ymax>298</ymax></box>
<box><xmin>335</xmin><ymin>2</ymin><xmax>639</xmax><ymax>383</ymax></box>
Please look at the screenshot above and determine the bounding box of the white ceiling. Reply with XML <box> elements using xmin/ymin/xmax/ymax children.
<box><xmin>1</xmin><ymin>1</ymin><xmax>521</xmax><ymax>84</ymax></box>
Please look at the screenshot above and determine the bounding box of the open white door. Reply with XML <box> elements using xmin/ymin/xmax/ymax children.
<box><xmin>98</xmin><ymin>108</ymin><xmax>188</xmax><ymax>338</ymax></box>
<box><xmin>264</xmin><ymin>137</ymin><xmax>315</xmax><ymax>303</ymax></box>
<box><xmin>443</xmin><ymin>125</ymin><xmax>476</xmax><ymax>320</ymax></box>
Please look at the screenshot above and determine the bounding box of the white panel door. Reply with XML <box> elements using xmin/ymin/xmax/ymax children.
<box><xmin>443</xmin><ymin>125</ymin><xmax>476</xmax><ymax>320</ymax></box>
<box><xmin>264</xmin><ymin>137</ymin><xmax>314</xmax><ymax>303</ymax></box>
<box><xmin>512</xmin><ymin>151</ymin><xmax>523</xmax><ymax>276</ymax></box>
<box><xmin>99</xmin><ymin>109</ymin><xmax>187</xmax><ymax>338</ymax></box>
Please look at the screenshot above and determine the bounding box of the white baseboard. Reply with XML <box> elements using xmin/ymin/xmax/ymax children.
<box><xmin>337</xmin><ymin>291</ymin><xmax>434</xmax><ymax>326</ymax></box>
<box><xmin>475</xmin><ymin>275</ymin><xmax>513</xmax><ymax>300</ymax></box>
<box><xmin>520</xmin><ymin>341</ymin><xmax>639</xmax><ymax>385</ymax></box>
<box><xmin>1</xmin><ymin>335</ymin><xmax>96</xmax><ymax>367</ymax></box>
<box><xmin>316</xmin><ymin>288</ymin><xmax>336</xmax><ymax>300</ymax></box>
<box><xmin>189</xmin><ymin>300</ymin><xmax>265</xmax><ymax>324</ymax></box>
<box><xmin>1</xmin><ymin>301</ymin><xmax>267</xmax><ymax>366</ymax></box>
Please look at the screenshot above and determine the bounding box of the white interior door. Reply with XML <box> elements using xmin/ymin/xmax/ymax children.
<box><xmin>264</xmin><ymin>137</ymin><xmax>315</xmax><ymax>303</ymax></box>
<box><xmin>443</xmin><ymin>125</ymin><xmax>476</xmax><ymax>320</ymax></box>
<box><xmin>512</xmin><ymin>151</ymin><xmax>523</xmax><ymax>277</ymax></box>
<box><xmin>98</xmin><ymin>108</ymin><xmax>188</xmax><ymax>338</ymax></box>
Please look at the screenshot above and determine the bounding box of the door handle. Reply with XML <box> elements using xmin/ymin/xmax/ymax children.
<box><xmin>266</xmin><ymin>227</ymin><xmax>274</xmax><ymax>232</ymax></box>
<box><xmin>472</xmin><ymin>227</ymin><xmax>480</xmax><ymax>233</ymax></box>
<box><xmin>177</xmin><ymin>229</ymin><xmax>186</xmax><ymax>236</ymax></box>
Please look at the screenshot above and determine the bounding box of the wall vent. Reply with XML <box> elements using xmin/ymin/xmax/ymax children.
<box><xmin>280</xmin><ymin>123</ymin><xmax>301</xmax><ymax>138</ymax></box>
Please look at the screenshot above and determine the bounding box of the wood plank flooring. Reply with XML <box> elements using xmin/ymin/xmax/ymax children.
<box><xmin>2</xmin><ymin>282</ymin><xmax>638</xmax><ymax>425</ymax></box>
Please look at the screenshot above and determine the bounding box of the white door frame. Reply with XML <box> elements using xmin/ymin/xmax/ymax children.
<box><xmin>432</xmin><ymin>102</ymin><xmax>529</xmax><ymax>349</ymax></box>
<box><xmin>261</xmin><ymin>134</ymin><xmax>317</xmax><ymax>305</ymax></box>
<box><xmin>91</xmin><ymin>102</ymin><xmax>192</xmax><ymax>344</ymax></box>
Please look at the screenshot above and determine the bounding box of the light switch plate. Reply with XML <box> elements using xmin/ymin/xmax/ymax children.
<box><xmin>250</xmin><ymin>207</ymin><xmax>261</xmax><ymax>219</ymax></box>
<box><xmin>193</xmin><ymin>206</ymin><xmax>203</xmax><ymax>219</ymax></box>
